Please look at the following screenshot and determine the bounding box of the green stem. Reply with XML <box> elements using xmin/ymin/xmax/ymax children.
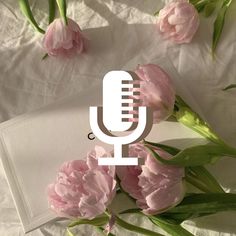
<box><xmin>221</xmin><ymin>144</ymin><xmax>236</xmax><ymax>157</ymax></box>
<box><xmin>149</xmin><ymin>216</ymin><xmax>194</xmax><ymax>236</ymax></box>
<box><xmin>115</xmin><ymin>214</ymin><xmax>164</xmax><ymax>236</ymax></box>
<box><xmin>174</xmin><ymin>96</ymin><xmax>236</xmax><ymax>157</ymax></box>
<box><xmin>185</xmin><ymin>174</ymin><xmax>213</xmax><ymax>193</ymax></box>
<box><xmin>48</xmin><ymin>0</ymin><xmax>56</xmax><ymax>24</ymax></box>
<box><xmin>18</xmin><ymin>0</ymin><xmax>45</xmax><ymax>33</ymax></box>
<box><xmin>195</xmin><ymin>0</ymin><xmax>209</xmax><ymax>6</ymax></box>
<box><xmin>174</xmin><ymin>107</ymin><xmax>222</xmax><ymax>145</ymax></box>
<box><xmin>56</xmin><ymin>0</ymin><xmax>68</xmax><ymax>24</ymax></box>
<box><xmin>186</xmin><ymin>166</ymin><xmax>225</xmax><ymax>193</ymax></box>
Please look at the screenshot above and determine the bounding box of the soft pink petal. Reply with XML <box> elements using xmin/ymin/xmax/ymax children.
<box><xmin>47</xmin><ymin>146</ymin><xmax>116</xmax><ymax>219</ymax></box>
<box><xmin>157</xmin><ymin>1</ymin><xmax>199</xmax><ymax>44</ymax></box>
<box><xmin>43</xmin><ymin>18</ymin><xmax>87</xmax><ymax>57</ymax></box>
<box><xmin>118</xmin><ymin>144</ymin><xmax>185</xmax><ymax>216</ymax></box>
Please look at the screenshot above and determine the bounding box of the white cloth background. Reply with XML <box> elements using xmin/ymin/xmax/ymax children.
<box><xmin>0</xmin><ymin>0</ymin><xmax>236</xmax><ymax>235</ymax></box>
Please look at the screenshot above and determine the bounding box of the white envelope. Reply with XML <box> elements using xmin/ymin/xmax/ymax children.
<box><xmin>0</xmin><ymin>58</ymin><xmax>205</xmax><ymax>233</ymax></box>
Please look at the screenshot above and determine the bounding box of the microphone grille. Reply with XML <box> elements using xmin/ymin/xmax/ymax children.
<box><xmin>102</xmin><ymin>71</ymin><xmax>140</xmax><ymax>132</ymax></box>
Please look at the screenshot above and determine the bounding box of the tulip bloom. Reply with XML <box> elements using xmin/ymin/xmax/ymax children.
<box><xmin>47</xmin><ymin>146</ymin><xmax>116</xmax><ymax>219</ymax></box>
<box><xmin>117</xmin><ymin>143</ymin><xmax>185</xmax><ymax>215</ymax></box>
<box><xmin>134</xmin><ymin>64</ymin><xmax>175</xmax><ymax>123</ymax></box>
<box><xmin>43</xmin><ymin>18</ymin><xmax>88</xmax><ymax>57</ymax></box>
<box><xmin>157</xmin><ymin>0</ymin><xmax>199</xmax><ymax>44</ymax></box>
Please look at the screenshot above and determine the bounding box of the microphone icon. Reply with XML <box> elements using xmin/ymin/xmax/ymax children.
<box><xmin>89</xmin><ymin>71</ymin><xmax>153</xmax><ymax>166</ymax></box>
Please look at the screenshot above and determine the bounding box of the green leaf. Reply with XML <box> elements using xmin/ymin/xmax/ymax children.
<box><xmin>204</xmin><ymin>2</ymin><xmax>216</xmax><ymax>17</ymax></box>
<box><xmin>174</xmin><ymin>97</ymin><xmax>223</xmax><ymax>146</ymax></box>
<box><xmin>163</xmin><ymin>193</ymin><xmax>236</xmax><ymax>222</ymax></box>
<box><xmin>144</xmin><ymin>140</ymin><xmax>180</xmax><ymax>156</ymax></box>
<box><xmin>174</xmin><ymin>96</ymin><xmax>236</xmax><ymax>156</ymax></box>
<box><xmin>175</xmin><ymin>95</ymin><xmax>190</xmax><ymax>109</ymax></box>
<box><xmin>149</xmin><ymin>216</ymin><xmax>194</xmax><ymax>236</ymax></box>
<box><xmin>172</xmin><ymin>193</ymin><xmax>236</xmax><ymax>212</ymax></box>
<box><xmin>185</xmin><ymin>172</ymin><xmax>212</xmax><ymax>193</ymax></box>
<box><xmin>68</xmin><ymin>215</ymin><xmax>109</xmax><ymax>228</ymax></box>
<box><xmin>194</xmin><ymin>0</ymin><xmax>210</xmax><ymax>13</ymax></box>
<box><xmin>146</xmin><ymin>144</ymin><xmax>225</xmax><ymax>167</ymax></box>
<box><xmin>144</xmin><ymin>141</ymin><xmax>225</xmax><ymax>192</ymax></box>
<box><xmin>115</xmin><ymin>215</ymin><xmax>165</xmax><ymax>236</ymax></box>
<box><xmin>222</xmin><ymin>84</ymin><xmax>236</xmax><ymax>91</ymax></box>
<box><xmin>18</xmin><ymin>0</ymin><xmax>45</xmax><ymax>33</ymax></box>
<box><xmin>48</xmin><ymin>0</ymin><xmax>56</xmax><ymax>24</ymax></box>
<box><xmin>212</xmin><ymin>0</ymin><xmax>233</xmax><ymax>54</ymax></box>
<box><xmin>186</xmin><ymin>166</ymin><xmax>225</xmax><ymax>193</ymax></box>
<box><xmin>56</xmin><ymin>0</ymin><xmax>68</xmax><ymax>25</ymax></box>
<box><xmin>189</xmin><ymin>0</ymin><xmax>202</xmax><ymax>5</ymax></box>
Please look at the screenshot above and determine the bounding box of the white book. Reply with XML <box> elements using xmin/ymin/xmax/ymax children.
<box><xmin>0</xmin><ymin>58</ymin><xmax>205</xmax><ymax>233</ymax></box>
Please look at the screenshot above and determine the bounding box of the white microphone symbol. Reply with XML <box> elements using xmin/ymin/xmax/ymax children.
<box><xmin>89</xmin><ymin>71</ymin><xmax>153</xmax><ymax>165</ymax></box>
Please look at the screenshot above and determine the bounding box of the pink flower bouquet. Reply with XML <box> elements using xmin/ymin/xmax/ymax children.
<box><xmin>47</xmin><ymin>63</ymin><xmax>236</xmax><ymax>236</ymax></box>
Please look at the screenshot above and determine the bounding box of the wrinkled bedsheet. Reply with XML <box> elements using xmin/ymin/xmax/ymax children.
<box><xmin>0</xmin><ymin>0</ymin><xmax>236</xmax><ymax>235</ymax></box>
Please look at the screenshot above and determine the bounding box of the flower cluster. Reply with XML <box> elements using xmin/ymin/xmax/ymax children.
<box><xmin>48</xmin><ymin>63</ymin><xmax>236</xmax><ymax>235</ymax></box>
<box><xmin>17</xmin><ymin>0</ymin><xmax>236</xmax><ymax>235</ymax></box>
<box><xmin>20</xmin><ymin>0</ymin><xmax>231</xmax><ymax>59</ymax></box>
<box><xmin>48</xmin><ymin>144</ymin><xmax>185</xmax><ymax>219</ymax></box>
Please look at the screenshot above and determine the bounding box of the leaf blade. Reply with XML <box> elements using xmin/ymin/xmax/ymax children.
<box><xmin>187</xmin><ymin>166</ymin><xmax>225</xmax><ymax>193</ymax></box>
<box><xmin>160</xmin><ymin>193</ymin><xmax>236</xmax><ymax>223</ymax></box>
<box><xmin>149</xmin><ymin>216</ymin><xmax>194</xmax><ymax>236</ymax></box>
<box><xmin>146</xmin><ymin>144</ymin><xmax>224</xmax><ymax>167</ymax></box>
<box><xmin>144</xmin><ymin>140</ymin><xmax>180</xmax><ymax>155</ymax></box>
<box><xmin>222</xmin><ymin>84</ymin><xmax>236</xmax><ymax>91</ymax></box>
<box><xmin>204</xmin><ymin>2</ymin><xmax>217</xmax><ymax>17</ymax></box>
<box><xmin>212</xmin><ymin>0</ymin><xmax>233</xmax><ymax>54</ymax></box>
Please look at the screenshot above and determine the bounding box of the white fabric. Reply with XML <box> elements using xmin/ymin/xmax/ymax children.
<box><xmin>0</xmin><ymin>0</ymin><xmax>236</xmax><ymax>235</ymax></box>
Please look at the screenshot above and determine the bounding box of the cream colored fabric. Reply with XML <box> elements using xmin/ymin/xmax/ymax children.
<box><xmin>0</xmin><ymin>0</ymin><xmax>236</xmax><ymax>235</ymax></box>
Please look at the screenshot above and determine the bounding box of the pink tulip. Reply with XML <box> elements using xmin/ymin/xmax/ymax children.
<box><xmin>117</xmin><ymin>143</ymin><xmax>185</xmax><ymax>215</ymax></box>
<box><xmin>157</xmin><ymin>0</ymin><xmax>199</xmax><ymax>44</ymax></box>
<box><xmin>47</xmin><ymin>146</ymin><xmax>116</xmax><ymax>219</ymax></box>
<box><xmin>43</xmin><ymin>18</ymin><xmax>88</xmax><ymax>57</ymax></box>
<box><xmin>134</xmin><ymin>64</ymin><xmax>175</xmax><ymax>123</ymax></box>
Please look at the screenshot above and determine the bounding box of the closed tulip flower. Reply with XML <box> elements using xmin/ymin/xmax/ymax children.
<box><xmin>47</xmin><ymin>146</ymin><xmax>116</xmax><ymax>219</ymax></box>
<box><xmin>43</xmin><ymin>18</ymin><xmax>88</xmax><ymax>57</ymax></box>
<box><xmin>157</xmin><ymin>0</ymin><xmax>199</xmax><ymax>44</ymax></box>
<box><xmin>134</xmin><ymin>64</ymin><xmax>175</xmax><ymax>123</ymax></box>
<box><xmin>117</xmin><ymin>143</ymin><xmax>185</xmax><ymax>215</ymax></box>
